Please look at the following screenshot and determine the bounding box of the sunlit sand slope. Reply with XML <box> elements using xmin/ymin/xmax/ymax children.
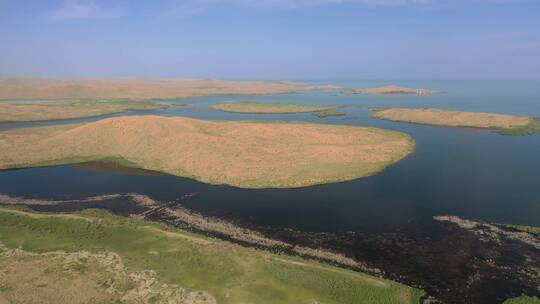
<box><xmin>0</xmin><ymin>115</ymin><xmax>414</xmax><ymax>188</ymax></box>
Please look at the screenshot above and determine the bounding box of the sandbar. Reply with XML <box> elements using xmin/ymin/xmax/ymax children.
<box><xmin>210</xmin><ymin>101</ymin><xmax>334</xmax><ymax>114</ymax></box>
<box><xmin>372</xmin><ymin>108</ymin><xmax>538</xmax><ymax>135</ymax></box>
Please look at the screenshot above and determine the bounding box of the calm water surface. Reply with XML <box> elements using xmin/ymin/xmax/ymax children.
<box><xmin>1</xmin><ymin>79</ymin><xmax>539</xmax><ymax>232</ymax></box>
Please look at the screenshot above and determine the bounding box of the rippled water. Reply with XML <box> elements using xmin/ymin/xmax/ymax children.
<box><xmin>1</xmin><ymin>79</ymin><xmax>539</xmax><ymax>232</ymax></box>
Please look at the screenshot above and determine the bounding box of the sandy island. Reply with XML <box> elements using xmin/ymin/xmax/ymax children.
<box><xmin>349</xmin><ymin>85</ymin><xmax>438</xmax><ymax>95</ymax></box>
<box><xmin>0</xmin><ymin>99</ymin><xmax>166</xmax><ymax>122</ymax></box>
<box><xmin>0</xmin><ymin>115</ymin><xmax>414</xmax><ymax>188</ymax></box>
<box><xmin>0</xmin><ymin>78</ymin><xmax>308</xmax><ymax>100</ymax></box>
<box><xmin>210</xmin><ymin>101</ymin><xmax>335</xmax><ymax>114</ymax></box>
<box><xmin>372</xmin><ymin>108</ymin><xmax>539</xmax><ymax>135</ymax></box>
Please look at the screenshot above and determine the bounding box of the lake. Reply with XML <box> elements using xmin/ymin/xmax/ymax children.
<box><xmin>1</xmin><ymin>79</ymin><xmax>539</xmax><ymax>303</ymax></box>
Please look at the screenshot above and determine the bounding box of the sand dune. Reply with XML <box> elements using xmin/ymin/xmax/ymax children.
<box><xmin>0</xmin><ymin>115</ymin><xmax>414</xmax><ymax>188</ymax></box>
<box><xmin>372</xmin><ymin>108</ymin><xmax>534</xmax><ymax>130</ymax></box>
<box><xmin>0</xmin><ymin>78</ymin><xmax>307</xmax><ymax>100</ymax></box>
<box><xmin>210</xmin><ymin>101</ymin><xmax>334</xmax><ymax>114</ymax></box>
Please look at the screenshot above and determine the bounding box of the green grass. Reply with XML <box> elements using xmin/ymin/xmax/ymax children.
<box><xmin>494</xmin><ymin>120</ymin><xmax>540</xmax><ymax>136</ymax></box>
<box><xmin>17</xmin><ymin>155</ymin><xmax>143</xmax><ymax>170</ymax></box>
<box><xmin>311</xmin><ymin>111</ymin><xmax>346</xmax><ymax>118</ymax></box>
<box><xmin>506</xmin><ymin>224</ymin><xmax>540</xmax><ymax>236</ymax></box>
<box><xmin>504</xmin><ymin>295</ymin><xmax>540</xmax><ymax>304</ymax></box>
<box><xmin>0</xmin><ymin>207</ymin><xmax>424</xmax><ymax>304</ymax></box>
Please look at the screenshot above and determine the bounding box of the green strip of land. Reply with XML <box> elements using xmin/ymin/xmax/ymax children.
<box><xmin>504</xmin><ymin>295</ymin><xmax>540</xmax><ymax>304</ymax></box>
<box><xmin>0</xmin><ymin>207</ymin><xmax>424</xmax><ymax>304</ymax></box>
<box><xmin>506</xmin><ymin>224</ymin><xmax>540</xmax><ymax>236</ymax></box>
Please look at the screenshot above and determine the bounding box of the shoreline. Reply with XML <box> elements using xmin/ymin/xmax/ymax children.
<box><xmin>0</xmin><ymin>204</ymin><xmax>425</xmax><ymax>304</ymax></box>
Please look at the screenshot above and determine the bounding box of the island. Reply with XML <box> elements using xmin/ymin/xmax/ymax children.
<box><xmin>0</xmin><ymin>207</ymin><xmax>424</xmax><ymax>304</ymax></box>
<box><xmin>357</xmin><ymin>85</ymin><xmax>438</xmax><ymax>95</ymax></box>
<box><xmin>0</xmin><ymin>99</ymin><xmax>167</xmax><ymax>122</ymax></box>
<box><xmin>0</xmin><ymin>115</ymin><xmax>414</xmax><ymax>188</ymax></box>
<box><xmin>210</xmin><ymin>101</ymin><xmax>335</xmax><ymax>114</ymax></box>
<box><xmin>371</xmin><ymin>108</ymin><xmax>539</xmax><ymax>135</ymax></box>
<box><xmin>0</xmin><ymin>78</ymin><xmax>308</xmax><ymax>100</ymax></box>
<box><xmin>311</xmin><ymin>110</ymin><xmax>346</xmax><ymax>118</ymax></box>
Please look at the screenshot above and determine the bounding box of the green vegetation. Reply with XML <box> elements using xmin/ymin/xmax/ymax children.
<box><xmin>210</xmin><ymin>101</ymin><xmax>335</xmax><ymax>114</ymax></box>
<box><xmin>312</xmin><ymin>111</ymin><xmax>346</xmax><ymax>118</ymax></box>
<box><xmin>30</xmin><ymin>155</ymin><xmax>143</xmax><ymax>170</ymax></box>
<box><xmin>504</xmin><ymin>295</ymin><xmax>540</xmax><ymax>304</ymax></box>
<box><xmin>0</xmin><ymin>207</ymin><xmax>424</xmax><ymax>304</ymax></box>
<box><xmin>494</xmin><ymin>120</ymin><xmax>540</xmax><ymax>136</ymax></box>
<box><xmin>507</xmin><ymin>224</ymin><xmax>540</xmax><ymax>236</ymax></box>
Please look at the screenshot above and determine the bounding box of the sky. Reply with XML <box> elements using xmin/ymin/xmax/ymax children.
<box><xmin>1</xmin><ymin>0</ymin><xmax>539</xmax><ymax>80</ymax></box>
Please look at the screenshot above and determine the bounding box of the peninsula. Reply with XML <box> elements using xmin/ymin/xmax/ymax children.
<box><xmin>0</xmin><ymin>207</ymin><xmax>424</xmax><ymax>304</ymax></box>
<box><xmin>0</xmin><ymin>115</ymin><xmax>414</xmax><ymax>188</ymax></box>
<box><xmin>0</xmin><ymin>78</ymin><xmax>308</xmax><ymax>100</ymax></box>
<box><xmin>0</xmin><ymin>99</ymin><xmax>166</xmax><ymax>122</ymax></box>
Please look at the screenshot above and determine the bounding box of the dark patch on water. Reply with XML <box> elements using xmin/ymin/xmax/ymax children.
<box><xmin>28</xmin><ymin>197</ymin><xmax>147</xmax><ymax>216</ymax></box>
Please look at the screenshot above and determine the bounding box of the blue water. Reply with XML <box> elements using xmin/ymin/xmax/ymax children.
<box><xmin>0</xmin><ymin>79</ymin><xmax>539</xmax><ymax>232</ymax></box>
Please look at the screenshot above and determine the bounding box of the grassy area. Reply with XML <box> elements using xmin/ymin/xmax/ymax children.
<box><xmin>494</xmin><ymin>120</ymin><xmax>540</xmax><ymax>136</ymax></box>
<box><xmin>0</xmin><ymin>99</ymin><xmax>167</xmax><ymax>122</ymax></box>
<box><xmin>372</xmin><ymin>108</ymin><xmax>538</xmax><ymax>136</ymax></box>
<box><xmin>210</xmin><ymin>101</ymin><xmax>335</xmax><ymax>114</ymax></box>
<box><xmin>507</xmin><ymin>224</ymin><xmax>540</xmax><ymax>236</ymax></box>
<box><xmin>0</xmin><ymin>207</ymin><xmax>424</xmax><ymax>304</ymax></box>
<box><xmin>312</xmin><ymin>111</ymin><xmax>346</xmax><ymax>118</ymax></box>
<box><xmin>0</xmin><ymin>115</ymin><xmax>415</xmax><ymax>188</ymax></box>
<box><xmin>504</xmin><ymin>295</ymin><xmax>540</xmax><ymax>304</ymax></box>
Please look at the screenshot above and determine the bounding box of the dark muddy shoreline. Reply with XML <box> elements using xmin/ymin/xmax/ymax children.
<box><xmin>2</xmin><ymin>193</ymin><xmax>538</xmax><ymax>304</ymax></box>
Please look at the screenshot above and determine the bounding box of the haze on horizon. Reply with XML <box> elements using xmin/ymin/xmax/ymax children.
<box><xmin>1</xmin><ymin>0</ymin><xmax>540</xmax><ymax>80</ymax></box>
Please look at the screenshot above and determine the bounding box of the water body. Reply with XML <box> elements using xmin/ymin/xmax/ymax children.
<box><xmin>1</xmin><ymin>79</ymin><xmax>539</xmax><ymax>303</ymax></box>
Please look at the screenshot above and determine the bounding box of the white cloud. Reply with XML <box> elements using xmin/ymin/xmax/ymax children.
<box><xmin>47</xmin><ymin>0</ymin><xmax>124</xmax><ymax>21</ymax></box>
<box><xmin>170</xmin><ymin>0</ymin><xmax>524</xmax><ymax>9</ymax></box>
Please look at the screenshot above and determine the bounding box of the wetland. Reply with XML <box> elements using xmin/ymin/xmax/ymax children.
<box><xmin>1</xmin><ymin>79</ymin><xmax>539</xmax><ymax>303</ymax></box>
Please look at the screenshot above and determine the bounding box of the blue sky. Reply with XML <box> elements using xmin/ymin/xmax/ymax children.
<box><xmin>1</xmin><ymin>0</ymin><xmax>539</xmax><ymax>80</ymax></box>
